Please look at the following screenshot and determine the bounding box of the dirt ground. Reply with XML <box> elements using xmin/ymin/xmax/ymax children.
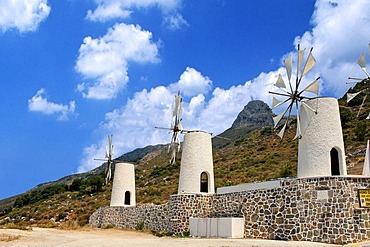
<box><xmin>0</xmin><ymin>227</ymin><xmax>367</xmax><ymax>247</ymax></box>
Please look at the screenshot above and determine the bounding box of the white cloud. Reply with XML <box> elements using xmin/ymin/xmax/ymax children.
<box><xmin>169</xmin><ymin>67</ymin><xmax>212</xmax><ymax>97</ymax></box>
<box><xmin>75</xmin><ymin>23</ymin><xmax>159</xmax><ymax>100</ymax></box>
<box><xmin>28</xmin><ymin>88</ymin><xmax>75</xmax><ymax>121</ymax></box>
<box><xmin>77</xmin><ymin>67</ymin><xmax>277</xmax><ymax>172</ymax></box>
<box><xmin>163</xmin><ymin>13</ymin><xmax>189</xmax><ymax>30</ymax></box>
<box><xmin>78</xmin><ymin>85</ymin><xmax>174</xmax><ymax>172</ymax></box>
<box><xmin>87</xmin><ymin>0</ymin><xmax>180</xmax><ymax>22</ymax></box>
<box><xmin>0</xmin><ymin>0</ymin><xmax>50</xmax><ymax>32</ymax></box>
<box><xmin>293</xmin><ymin>0</ymin><xmax>370</xmax><ymax>97</ymax></box>
<box><xmin>86</xmin><ymin>2</ymin><xmax>132</xmax><ymax>22</ymax></box>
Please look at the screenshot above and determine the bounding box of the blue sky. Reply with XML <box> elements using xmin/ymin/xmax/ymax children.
<box><xmin>0</xmin><ymin>0</ymin><xmax>369</xmax><ymax>200</ymax></box>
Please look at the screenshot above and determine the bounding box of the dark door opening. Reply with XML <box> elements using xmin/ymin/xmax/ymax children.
<box><xmin>330</xmin><ymin>148</ymin><xmax>340</xmax><ymax>176</ymax></box>
<box><xmin>200</xmin><ymin>172</ymin><xmax>208</xmax><ymax>193</ymax></box>
<box><xmin>124</xmin><ymin>191</ymin><xmax>131</xmax><ymax>205</ymax></box>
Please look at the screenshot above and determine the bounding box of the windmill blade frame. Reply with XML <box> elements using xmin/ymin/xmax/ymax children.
<box><xmin>165</xmin><ymin>91</ymin><xmax>186</xmax><ymax>165</ymax></box>
<box><xmin>346</xmin><ymin>45</ymin><xmax>370</xmax><ymax>119</ymax></box>
<box><xmin>269</xmin><ymin>45</ymin><xmax>320</xmax><ymax>139</ymax></box>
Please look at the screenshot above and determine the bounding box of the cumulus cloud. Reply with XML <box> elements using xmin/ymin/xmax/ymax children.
<box><xmin>0</xmin><ymin>0</ymin><xmax>50</xmax><ymax>32</ymax></box>
<box><xmin>78</xmin><ymin>85</ymin><xmax>174</xmax><ymax>172</ymax></box>
<box><xmin>77</xmin><ymin>67</ymin><xmax>277</xmax><ymax>172</ymax></box>
<box><xmin>28</xmin><ymin>88</ymin><xmax>75</xmax><ymax>121</ymax></box>
<box><xmin>293</xmin><ymin>0</ymin><xmax>370</xmax><ymax>97</ymax></box>
<box><xmin>163</xmin><ymin>13</ymin><xmax>189</xmax><ymax>30</ymax></box>
<box><xmin>169</xmin><ymin>67</ymin><xmax>212</xmax><ymax>97</ymax></box>
<box><xmin>75</xmin><ymin>23</ymin><xmax>159</xmax><ymax>100</ymax></box>
<box><xmin>87</xmin><ymin>0</ymin><xmax>181</xmax><ymax>22</ymax></box>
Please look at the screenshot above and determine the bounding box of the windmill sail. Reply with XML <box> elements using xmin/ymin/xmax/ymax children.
<box><xmin>357</xmin><ymin>54</ymin><xmax>370</xmax><ymax>78</ymax></box>
<box><xmin>303</xmin><ymin>78</ymin><xmax>320</xmax><ymax>95</ymax></box>
<box><xmin>277</xmin><ymin>122</ymin><xmax>287</xmax><ymax>139</ymax></box>
<box><xmin>363</xmin><ymin>140</ymin><xmax>370</xmax><ymax>176</ymax></box>
<box><xmin>93</xmin><ymin>135</ymin><xmax>116</xmax><ymax>185</ymax></box>
<box><xmin>272</xmin><ymin>97</ymin><xmax>284</xmax><ymax>109</ymax></box>
<box><xmin>168</xmin><ymin>92</ymin><xmax>184</xmax><ymax>164</ymax></box>
<box><xmin>347</xmin><ymin>91</ymin><xmax>362</xmax><ymax>103</ymax></box>
<box><xmin>301</xmin><ymin>50</ymin><xmax>316</xmax><ymax>79</ymax></box>
<box><xmin>269</xmin><ymin>45</ymin><xmax>320</xmax><ymax>139</ymax></box>
<box><xmin>284</xmin><ymin>55</ymin><xmax>292</xmax><ymax>83</ymax></box>
<box><xmin>346</xmin><ymin>45</ymin><xmax>370</xmax><ymax>118</ymax></box>
<box><xmin>358</xmin><ymin>54</ymin><xmax>366</xmax><ymax>69</ymax></box>
<box><xmin>275</xmin><ymin>74</ymin><xmax>286</xmax><ymax>89</ymax></box>
<box><xmin>273</xmin><ymin>111</ymin><xmax>286</xmax><ymax>128</ymax></box>
<box><xmin>294</xmin><ymin>101</ymin><xmax>301</xmax><ymax>140</ymax></box>
<box><xmin>297</xmin><ymin>48</ymin><xmax>306</xmax><ymax>79</ymax></box>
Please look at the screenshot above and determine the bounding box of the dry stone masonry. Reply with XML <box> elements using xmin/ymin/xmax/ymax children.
<box><xmin>90</xmin><ymin>176</ymin><xmax>370</xmax><ymax>244</ymax></box>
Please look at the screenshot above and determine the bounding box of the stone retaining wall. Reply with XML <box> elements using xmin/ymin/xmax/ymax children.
<box><xmin>89</xmin><ymin>176</ymin><xmax>370</xmax><ymax>244</ymax></box>
<box><xmin>89</xmin><ymin>204</ymin><xmax>170</xmax><ymax>231</ymax></box>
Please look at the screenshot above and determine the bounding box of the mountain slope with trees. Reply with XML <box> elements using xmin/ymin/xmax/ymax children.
<box><xmin>1</xmin><ymin>84</ymin><xmax>369</xmax><ymax>228</ymax></box>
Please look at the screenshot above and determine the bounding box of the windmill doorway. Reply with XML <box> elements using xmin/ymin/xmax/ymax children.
<box><xmin>124</xmin><ymin>191</ymin><xmax>131</xmax><ymax>205</ymax></box>
<box><xmin>330</xmin><ymin>148</ymin><xmax>340</xmax><ymax>176</ymax></box>
<box><xmin>200</xmin><ymin>172</ymin><xmax>208</xmax><ymax>193</ymax></box>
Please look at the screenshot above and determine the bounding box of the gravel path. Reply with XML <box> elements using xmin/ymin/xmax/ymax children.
<box><xmin>0</xmin><ymin>227</ymin><xmax>364</xmax><ymax>247</ymax></box>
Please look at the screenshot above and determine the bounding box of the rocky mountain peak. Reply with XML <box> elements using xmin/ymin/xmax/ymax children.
<box><xmin>231</xmin><ymin>100</ymin><xmax>274</xmax><ymax>129</ymax></box>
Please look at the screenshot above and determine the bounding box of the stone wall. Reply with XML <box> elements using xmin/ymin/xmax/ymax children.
<box><xmin>89</xmin><ymin>176</ymin><xmax>370</xmax><ymax>244</ymax></box>
<box><xmin>168</xmin><ymin>194</ymin><xmax>213</xmax><ymax>235</ymax></box>
<box><xmin>89</xmin><ymin>204</ymin><xmax>170</xmax><ymax>231</ymax></box>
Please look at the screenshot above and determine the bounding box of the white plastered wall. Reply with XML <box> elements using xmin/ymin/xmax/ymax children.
<box><xmin>110</xmin><ymin>163</ymin><xmax>136</xmax><ymax>207</ymax></box>
<box><xmin>298</xmin><ymin>97</ymin><xmax>347</xmax><ymax>178</ymax></box>
<box><xmin>178</xmin><ymin>131</ymin><xmax>215</xmax><ymax>194</ymax></box>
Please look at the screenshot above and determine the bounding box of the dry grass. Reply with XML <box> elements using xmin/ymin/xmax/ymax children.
<box><xmin>0</xmin><ymin>233</ymin><xmax>21</xmax><ymax>242</ymax></box>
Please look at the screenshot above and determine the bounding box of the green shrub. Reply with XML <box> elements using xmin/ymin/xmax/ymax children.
<box><xmin>224</xmin><ymin>180</ymin><xmax>234</xmax><ymax>186</ymax></box>
<box><xmin>57</xmin><ymin>213</ymin><xmax>66</xmax><ymax>221</ymax></box>
<box><xmin>135</xmin><ymin>221</ymin><xmax>144</xmax><ymax>231</ymax></box>
<box><xmin>355</xmin><ymin>121</ymin><xmax>367</xmax><ymax>141</ymax></box>
<box><xmin>277</xmin><ymin>163</ymin><xmax>294</xmax><ymax>178</ymax></box>
<box><xmin>70</xmin><ymin>178</ymin><xmax>82</xmax><ymax>191</ymax></box>
<box><xmin>339</xmin><ymin>108</ymin><xmax>352</xmax><ymax>127</ymax></box>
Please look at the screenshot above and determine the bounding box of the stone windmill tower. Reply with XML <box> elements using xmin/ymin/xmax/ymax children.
<box><xmin>157</xmin><ymin>92</ymin><xmax>215</xmax><ymax>194</ymax></box>
<box><xmin>270</xmin><ymin>45</ymin><xmax>347</xmax><ymax>178</ymax></box>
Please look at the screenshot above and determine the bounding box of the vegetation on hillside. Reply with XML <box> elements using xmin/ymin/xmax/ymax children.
<box><xmin>1</xmin><ymin>82</ymin><xmax>370</xmax><ymax>228</ymax></box>
<box><xmin>0</xmin><ymin>174</ymin><xmax>108</xmax><ymax>228</ymax></box>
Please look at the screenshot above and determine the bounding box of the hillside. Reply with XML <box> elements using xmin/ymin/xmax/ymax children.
<box><xmin>1</xmin><ymin>84</ymin><xmax>370</xmax><ymax>228</ymax></box>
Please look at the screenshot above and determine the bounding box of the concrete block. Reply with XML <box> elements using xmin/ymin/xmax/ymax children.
<box><xmin>189</xmin><ymin>217</ymin><xmax>244</xmax><ymax>238</ymax></box>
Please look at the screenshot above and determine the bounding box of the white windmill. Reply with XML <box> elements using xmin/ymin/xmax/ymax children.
<box><xmin>95</xmin><ymin>135</ymin><xmax>117</xmax><ymax>185</ymax></box>
<box><xmin>346</xmin><ymin>44</ymin><xmax>370</xmax><ymax>118</ymax></box>
<box><xmin>95</xmin><ymin>135</ymin><xmax>136</xmax><ymax>206</ymax></box>
<box><xmin>269</xmin><ymin>45</ymin><xmax>320</xmax><ymax>139</ymax></box>
<box><xmin>269</xmin><ymin>45</ymin><xmax>347</xmax><ymax>178</ymax></box>
<box><xmin>157</xmin><ymin>91</ymin><xmax>215</xmax><ymax>194</ymax></box>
